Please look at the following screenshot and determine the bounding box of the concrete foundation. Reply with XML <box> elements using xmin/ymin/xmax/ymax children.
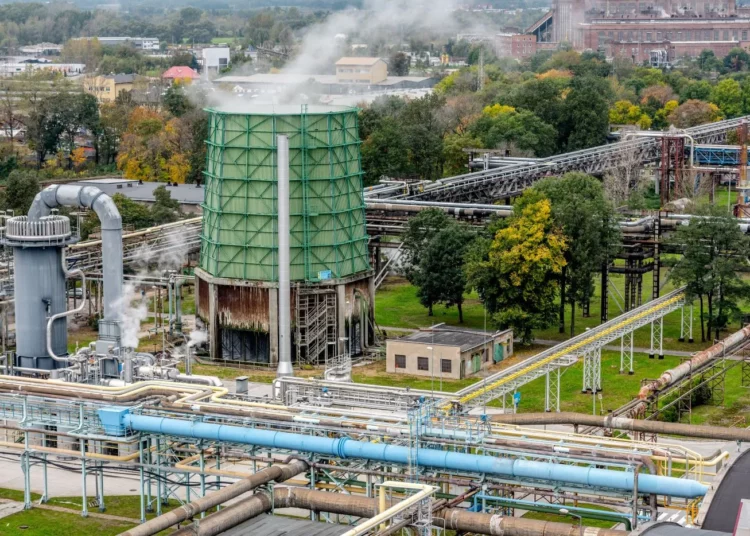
<box><xmin>195</xmin><ymin>268</ymin><xmax>374</xmax><ymax>365</ymax></box>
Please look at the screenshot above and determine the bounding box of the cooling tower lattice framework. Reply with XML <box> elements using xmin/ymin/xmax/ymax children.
<box><xmin>200</xmin><ymin>104</ymin><xmax>370</xmax><ymax>282</ymax></box>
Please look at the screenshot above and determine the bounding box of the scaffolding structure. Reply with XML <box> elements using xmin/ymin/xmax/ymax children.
<box><xmin>295</xmin><ymin>288</ymin><xmax>337</xmax><ymax>364</ymax></box>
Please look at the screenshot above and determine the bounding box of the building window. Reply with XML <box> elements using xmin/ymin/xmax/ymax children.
<box><xmin>743</xmin><ymin>30</ymin><xmax>748</xmax><ymax>41</ymax></box>
<box><xmin>395</xmin><ymin>355</ymin><xmax>406</xmax><ymax>369</ymax></box>
<box><xmin>441</xmin><ymin>359</ymin><xmax>452</xmax><ymax>373</ymax></box>
<box><xmin>418</xmin><ymin>357</ymin><xmax>429</xmax><ymax>371</ymax></box>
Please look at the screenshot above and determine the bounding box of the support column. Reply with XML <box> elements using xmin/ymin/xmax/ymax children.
<box><xmin>545</xmin><ymin>367</ymin><xmax>561</xmax><ymax>412</ymax></box>
<box><xmin>621</xmin><ymin>331</ymin><xmax>634</xmax><ymax>375</ymax></box>
<box><xmin>97</xmin><ymin>461</ymin><xmax>105</xmax><ymax>512</ymax></box>
<box><xmin>207</xmin><ymin>280</ymin><xmax>220</xmax><ymax>361</ymax></box>
<box><xmin>582</xmin><ymin>346</ymin><xmax>602</xmax><ymax>392</ymax></box>
<box><xmin>336</xmin><ymin>284</ymin><xmax>346</xmax><ymax>355</ymax></box>
<box><xmin>680</xmin><ymin>304</ymin><xmax>694</xmax><ymax>344</ymax></box>
<box><xmin>649</xmin><ymin>317</ymin><xmax>664</xmax><ymax>360</ymax></box>
<box><xmin>601</xmin><ymin>261</ymin><xmax>609</xmax><ymax>323</ymax></box>
<box><xmin>269</xmin><ymin>287</ymin><xmax>279</xmax><ymax>366</ymax></box>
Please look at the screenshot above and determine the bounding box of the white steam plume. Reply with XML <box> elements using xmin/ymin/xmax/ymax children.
<box><xmin>116</xmin><ymin>283</ymin><xmax>149</xmax><ymax>349</ymax></box>
<box><xmin>188</xmin><ymin>329</ymin><xmax>208</xmax><ymax>348</ymax></box>
<box><xmin>201</xmin><ymin>0</ymin><xmax>496</xmax><ymax>110</ymax></box>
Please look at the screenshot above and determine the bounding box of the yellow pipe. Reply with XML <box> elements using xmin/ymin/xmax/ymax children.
<box><xmin>453</xmin><ymin>293</ymin><xmax>684</xmax><ymax>408</ymax></box>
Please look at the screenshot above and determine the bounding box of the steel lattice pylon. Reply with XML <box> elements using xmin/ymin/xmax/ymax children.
<box><xmin>582</xmin><ymin>346</ymin><xmax>601</xmax><ymax>393</ymax></box>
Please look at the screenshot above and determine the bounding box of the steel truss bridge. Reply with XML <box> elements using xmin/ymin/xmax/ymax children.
<box><xmin>451</xmin><ymin>289</ymin><xmax>691</xmax><ymax>413</ymax></box>
<box><xmin>364</xmin><ymin>115</ymin><xmax>750</xmax><ymax>204</ymax></box>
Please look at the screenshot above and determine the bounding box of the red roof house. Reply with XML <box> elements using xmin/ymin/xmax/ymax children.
<box><xmin>162</xmin><ymin>66</ymin><xmax>199</xmax><ymax>82</ymax></box>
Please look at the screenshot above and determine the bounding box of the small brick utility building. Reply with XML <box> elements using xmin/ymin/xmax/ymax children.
<box><xmin>386</xmin><ymin>324</ymin><xmax>513</xmax><ymax>380</ymax></box>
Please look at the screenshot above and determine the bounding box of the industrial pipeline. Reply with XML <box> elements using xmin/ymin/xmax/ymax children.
<box><xmin>100</xmin><ymin>408</ymin><xmax>708</xmax><ymax>498</ymax></box>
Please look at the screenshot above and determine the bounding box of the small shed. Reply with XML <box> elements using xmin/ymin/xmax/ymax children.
<box><xmin>386</xmin><ymin>324</ymin><xmax>513</xmax><ymax>380</ymax></box>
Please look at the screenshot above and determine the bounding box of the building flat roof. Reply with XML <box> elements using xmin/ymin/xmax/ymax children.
<box><xmin>70</xmin><ymin>179</ymin><xmax>205</xmax><ymax>205</ymax></box>
<box><xmin>398</xmin><ymin>324</ymin><xmax>510</xmax><ymax>353</ymax></box>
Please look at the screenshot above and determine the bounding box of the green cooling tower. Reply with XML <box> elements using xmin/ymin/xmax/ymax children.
<box><xmin>200</xmin><ymin>105</ymin><xmax>370</xmax><ymax>282</ymax></box>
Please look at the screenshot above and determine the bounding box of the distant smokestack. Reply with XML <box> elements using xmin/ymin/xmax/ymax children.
<box><xmin>276</xmin><ymin>135</ymin><xmax>293</xmax><ymax>378</ymax></box>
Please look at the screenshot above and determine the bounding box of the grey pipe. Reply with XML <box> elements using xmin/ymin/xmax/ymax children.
<box><xmin>172</xmin><ymin>485</ymin><xmax>628</xmax><ymax>536</ymax></box>
<box><xmin>29</xmin><ymin>185</ymin><xmax>123</xmax><ymax>324</ymax></box>
<box><xmin>120</xmin><ymin>459</ymin><xmax>308</xmax><ymax>536</ymax></box>
<box><xmin>491</xmin><ymin>411</ymin><xmax>750</xmax><ymax>442</ymax></box>
<box><xmin>276</xmin><ymin>135</ymin><xmax>293</xmax><ymax>378</ymax></box>
<box><xmin>46</xmin><ymin>250</ymin><xmax>86</xmax><ymax>362</ymax></box>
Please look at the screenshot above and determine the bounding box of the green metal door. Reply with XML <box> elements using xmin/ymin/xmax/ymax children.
<box><xmin>494</xmin><ymin>343</ymin><xmax>504</xmax><ymax>363</ymax></box>
<box><xmin>473</xmin><ymin>353</ymin><xmax>481</xmax><ymax>373</ymax></box>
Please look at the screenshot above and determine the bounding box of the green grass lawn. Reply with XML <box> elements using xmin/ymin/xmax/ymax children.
<box><xmin>46</xmin><ymin>495</ymin><xmax>180</xmax><ymax>520</ymax></box>
<box><xmin>0</xmin><ymin>508</ymin><xmax>135</xmax><ymax>536</ymax></box>
<box><xmin>211</xmin><ymin>37</ymin><xmax>237</xmax><ymax>44</ymax></box>
<box><xmin>522</xmin><ymin>502</ymin><xmax>618</xmax><ymax>529</ymax></box>
<box><xmin>376</xmin><ymin>271</ymin><xmax>719</xmax><ymax>353</ymax></box>
<box><xmin>513</xmin><ymin>350</ymin><xmax>683</xmax><ymax>414</ymax></box>
<box><xmin>682</xmin><ymin>364</ymin><xmax>750</xmax><ymax>426</ymax></box>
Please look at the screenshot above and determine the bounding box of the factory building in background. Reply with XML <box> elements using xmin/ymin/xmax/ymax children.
<box><xmin>523</xmin><ymin>0</ymin><xmax>750</xmax><ymax>64</ymax></box>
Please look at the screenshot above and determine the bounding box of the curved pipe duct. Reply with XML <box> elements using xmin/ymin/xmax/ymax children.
<box><xmin>112</xmin><ymin>412</ymin><xmax>708</xmax><ymax>498</ymax></box>
<box><xmin>29</xmin><ymin>185</ymin><xmax>123</xmax><ymax>324</ymax></box>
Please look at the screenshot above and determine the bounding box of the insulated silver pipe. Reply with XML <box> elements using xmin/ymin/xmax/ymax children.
<box><xmin>29</xmin><ymin>185</ymin><xmax>123</xmax><ymax>323</ymax></box>
<box><xmin>46</xmin><ymin>250</ymin><xmax>86</xmax><ymax>362</ymax></box>
<box><xmin>277</xmin><ymin>135</ymin><xmax>293</xmax><ymax>378</ymax></box>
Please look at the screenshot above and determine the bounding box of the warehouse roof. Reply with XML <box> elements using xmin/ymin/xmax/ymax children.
<box><xmin>399</xmin><ymin>324</ymin><xmax>510</xmax><ymax>353</ymax></box>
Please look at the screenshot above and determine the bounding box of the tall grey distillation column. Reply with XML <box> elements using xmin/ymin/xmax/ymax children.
<box><xmin>276</xmin><ymin>134</ymin><xmax>293</xmax><ymax>377</ymax></box>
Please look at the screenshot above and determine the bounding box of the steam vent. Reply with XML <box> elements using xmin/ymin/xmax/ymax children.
<box><xmin>195</xmin><ymin>105</ymin><xmax>374</xmax><ymax>365</ymax></box>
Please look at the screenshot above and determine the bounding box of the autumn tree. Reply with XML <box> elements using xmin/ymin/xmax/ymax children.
<box><xmin>668</xmin><ymin>99</ymin><xmax>723</xmax><ymax>128</ymax></box>
<box><xmin>464</xmin><ymin>191</ymin><xmax>567</xmax><ymax>343</ymax></box>
<box><xmin>469</xmin><ymin>105</ymin><xmax>557</xmax><ymax>157</ymax></box>
<box><xmin>534</xmin><ymin>174</ymin><xmax>621</xmax><ymax>336</ymax></box>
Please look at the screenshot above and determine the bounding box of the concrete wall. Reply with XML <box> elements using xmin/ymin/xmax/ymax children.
<box><xmin>336</xmin><ymin>60</ymin><xmax>387</xmax><ymax>84</ymax></box>
<box><xmin>386</xmin><ymin>341</ymin><xmax>463</xmax><ymax>380</ymax></box>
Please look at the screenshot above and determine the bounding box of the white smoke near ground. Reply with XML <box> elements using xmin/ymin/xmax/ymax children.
<box><xmin>116</xmin><ymin>283</ymin><xmax>149</xmax><ymax>349</ymax></box>
<box><xmin>114</xmin><ymin>229</ymin><xmax>195</xmax><ymax>349</ymax></box>
<box><xmin>188</xmin><ymin>329</ymin><xmax>208</xmax><ymax>348</ymax></box>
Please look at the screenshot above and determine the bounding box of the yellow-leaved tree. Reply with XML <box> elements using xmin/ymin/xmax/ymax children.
<box><xmin>465</xmin><ymin>190</ymin><xmax>567</xmax><ymax>344</ymax></box>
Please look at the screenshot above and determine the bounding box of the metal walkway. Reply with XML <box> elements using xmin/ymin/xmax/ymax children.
<box><xmin>371</xmin><ymin>116</ymin><xmax>750</xmax><ymax>204</ymax></box>
<box><xmin>450</xmin><ymin>288</ymin><xmax>687</xmax><ymax>412</ymax></box>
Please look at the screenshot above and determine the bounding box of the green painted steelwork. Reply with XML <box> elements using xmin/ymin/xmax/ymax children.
<box><xmin>200</xmin><ymin>105</ymin><xmax>370</xmax><ymax>282</ymax></box>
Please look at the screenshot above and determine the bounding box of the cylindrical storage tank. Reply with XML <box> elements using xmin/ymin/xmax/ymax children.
<box><xmin>199</xmin><ymin>104</ymin><xmax>371</xmax><ymax>282</ymax></box>
<box><xmin>4</xmin><ymin>216</ymin><xmax>73</xmax><ymax>369</ymax></box>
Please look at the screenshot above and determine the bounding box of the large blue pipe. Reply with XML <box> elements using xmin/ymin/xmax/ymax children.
<box><xmin>113</xmin><ymin>411</ymin><xmax>707</xmax><ymax>498</ymax></box>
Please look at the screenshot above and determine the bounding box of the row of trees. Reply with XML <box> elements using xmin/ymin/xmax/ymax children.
<box><xmin>402</xmin><ymin>173</ymin><xmax>619</xmax><ymax>343</ymax></box>
<box><xmin>402</xmin><ymin>173</ymin><xmax>750</xmax><ymax>344</ymax></box>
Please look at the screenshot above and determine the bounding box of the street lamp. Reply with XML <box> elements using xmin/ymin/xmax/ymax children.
<box><xmin>559</xmin><ymin>508</ymin><xmax>583</xmax><ymax>536</ymax></box>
